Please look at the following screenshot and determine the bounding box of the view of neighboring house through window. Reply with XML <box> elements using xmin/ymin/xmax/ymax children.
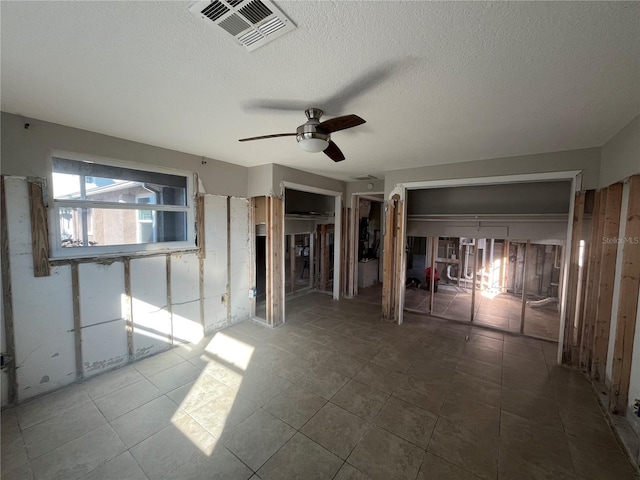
<box><xmin>51</xmin><ymin>156</ymin><xmax>192</xmax><ymax>256</ymax></box>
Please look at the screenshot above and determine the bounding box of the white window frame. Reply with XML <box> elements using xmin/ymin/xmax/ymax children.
<box><xmin>48</xmin><ymin>151</ymin><xmax>197</xmax><ymax>259</ymax></box>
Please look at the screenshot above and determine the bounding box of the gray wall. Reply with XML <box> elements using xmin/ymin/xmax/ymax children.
<box><xmin>1</xmin><ymin>112</ymin><xmax>248</xmax><ymax>197</ymax></box>
<box><xmin>407</xmin><ymin>181</ymin><xmax>571</xmax><ymax>216</ymax></box>
<box><xmin>384</xmin><ymin>148</ymin><xmax>601</xmax><ymax>196</ymax></box>
<box><xmin>600</xmin><ymin>114</ymin><xmax>640</xmax><ymax>188</ymax></box>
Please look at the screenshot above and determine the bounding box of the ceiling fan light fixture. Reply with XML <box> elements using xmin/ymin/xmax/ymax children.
<box><xmin>296</xmin><ymin>131</ymin><xmax>330</xmax><ymax>153</ymax></box>
<box><xmin>298</xmin><ymin>137</ymin><xmax>329</xmax><ymax>153</ymax></box>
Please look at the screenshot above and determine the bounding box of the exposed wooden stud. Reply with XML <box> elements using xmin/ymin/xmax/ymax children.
<box><xmin>226</xmin><ymin>197</ymin><xmax>231</xmax><ymax>325</ymax></box>
<box><xmin>591</xmin><ymin>183</ymin><xmax>623</xmax><ymax>380</ymax></box>
<box><xmin>471</xmin><ymin>240</ymin><xmax>479</xmax><ymax>321</ymax></box>
<box><xmin>429</xmin><ymin>237</ymin><xmax>437</xmax><ymax>314</ymax></box>
<box><xmin>166</xmin><ymin>255</ymin><xmax>174</xmax><ymax>345</ymax></box>
<box><xmin>123</xmin><ymin>258</ymin><xmax>134</xmax><ymax>361</ymax></box>
<box><xmin>501</xmin><ymin>240</ymin><xmax>510</xmax><ymax>293</ymax></box>
<box><xmin>71</xmin><ymin>262</ymin><xmax>83</xmax><ymax>379</ymax></box>
<box><xmin>265</xmin><ymin>197</ymin><xmax>273</xmax><ymax>324</ymax></box>
<box><xmin>580</xmin><ymin>189</ymin><xmax>605</xmax><ymax>368</ymax></box>
<box><xmin>574</xmin><ymin>239</ymin><xmax>590</xmax><ymax>366</ymax></box>
<box><xmin>289</xmin><ymin>235</ymin><xmax>295</xmax><ymax>293</ymax></box>
<box><xmin>609</xmin><ymin>175</ymin><xmax>640</xmax><ymax>414</ymax></box>
<box><xmin>341</xmin><ymin>207</ymin><xmax>348</xmax><ymax>297</ymax></box>
<box><xmin>196</xmin><ymin>195</ymin><xmax>206</xmax><ymax>259</ymax></box>
<box><xmin>271</xmin><ymin>196</ymin><xmax>284</xmax><ymax>325</ymax></box>
<box><xmin>27</xmin><ymin>181</ymin><xmax>51</xmax><ymax>277</ymax></box>
<box><xmin>520</xmin><ymin>241</ymin><xmax>531</xmax><ymax>334</ymax></box>
<box><xmin>309</xmin><ymin>232</ymin><xmax>314</xmax><ymax>289</ymax></box>
<box><xmin>1</xmin><ymin>176</ymin><xmax>18</xmax><ymax>404</ymax></box>
<box><xmin>381</xmin><ymin>200</ymin><xmax>396</xmax><ymax>320</ymax></box>
<box><xmin>199</xmin><ymin>257</ymin><xmax>205</xmax><ymax>329</ymax></box>
<box><xmin>393</xmin><ymin>199</ymin><xmax>405</xmax><ymax>322</ymax></box>
<box><xmin>564</xmin><ymin>191</ymin><xmax>585</xmax><ymax>362</ymax></box>
<box><xmin>320</xmin><ymin>224</ymin><xmax>328</xmax><ymax>292</ymax></box>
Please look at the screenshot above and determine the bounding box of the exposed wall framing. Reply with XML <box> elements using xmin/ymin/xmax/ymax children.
<box><xmin>27</xmin><ymin>180</ymin><xmax>50</xmax><ymax>277</ymax></box>
<box><xmin>591</xmin><ymin>183</ymin><xmax>623</xmax><ymax>381</ymax></box>
<box><xmin>609</xmin><ymin>174</ymin><xmax>640</xmax><ymax>413</ymax></box>
<box><xmin>563</xmin><ymin>191</ymin><xmax>585</xmax><ymax>360</ymax></box>
<box><xmin>265</xmin><ymin>196</ymin><xmax>284</xmax><ymax>326</ymax></box>
<box><xmin>381</xmin><ymin>199</ymin><xmax>397</xmax><ymax>320</ymax></box>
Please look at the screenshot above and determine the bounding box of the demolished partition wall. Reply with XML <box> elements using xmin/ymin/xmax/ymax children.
<box><xmin>1</xmin><ymin>177</ymin><xmax>252</xmax><ymax>405</ymax></box>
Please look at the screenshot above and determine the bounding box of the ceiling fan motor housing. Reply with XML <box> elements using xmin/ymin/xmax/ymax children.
<box><xmin>296</xmin><ymin>108</ymin><xmax>330</xmax><ymax>151</ymax></box>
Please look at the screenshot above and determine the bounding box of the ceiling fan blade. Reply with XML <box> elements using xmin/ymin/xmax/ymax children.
<box><xmin>239</xmin><ymin>133</ymin><xmax>296</xmax><ymax>142</ymax></box>
<box><xmin>318</xmin><ymin>114</ymin><xmax>366</xmax><ymax>133</ymax></box>
<box><xmin>323</xmin><ymin>141</ymin><xmax>345</xmax><ymax>162</ymax></box>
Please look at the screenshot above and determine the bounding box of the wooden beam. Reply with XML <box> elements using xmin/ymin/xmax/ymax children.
<box><xmin>196</xmin><ymin>195</ymin><xmax>206</xmax><ymax>259</ymax></box>
<box><xmin>430</xmin><ymin>237</ymin><xmax>437</xmax><ymax>314</ymax></box>
<box><xmin>265</xmin><ymin>197</ymin><xmax>273</xmax><ymax>324</ymax></box>
<box><xmin>271</xmin><ymin>197</ymin><xmax>284</xmax><ymax>325</ymax></box>
<box><xmin>520</xmin><ymin>241</ymin><xmax>531</xmax><ymax>334</ymax></box>
<box><xmin>381</xmin><ymin>200</ymin><xmax>396</xmax><ymax>320</ymax></box>
<box><xmin>609</xmin><ymin>175</ymin><xmax>640</xmax><ymax>414</ymax></box>
<box><xmin>564</xmin><ymin>191</ymin><xmax>586</xmax><ymax>362</ymax></box>
<box><xmin>471</xmin><ymin>240</ymin><xmax>479</xmax><ymax>321</ymax></box>
<box><xmin>1</xmin><ymin>177</ymin><xmax>18</xmax><ymax>404</ymax></box>
<box><xmin>289</xmin><ymin>235</ymin><xmax>295</xmax><ymax>293</ymax></box>
<box><xmin>393</xmin><ymin>199</ymin><xmax>405</xmax><ymax>322</ymax></box>
<box><xmin>591</xmin><ymin>183</ymin><xmax>623</xmax><ymax>380</ymax></box>
<box><xmin>27</xmin><ymin>181</ymin><xmax>51</xmax><ymax>277</ymax></box>
<box><xmin>71</xmin><ymin>262</ymin><xmax>83</xmax><ymax>379</ymax></box>
<box><xmin>580</xmin><ymin>189</ymin><xmax>604</xmax><ymax>368</ymax></box>
<box><xmin>320</xmin><ymin>224</ymin><xmax>327</xmax><ymax>292</ymax></box>
<box><xmin>124</xmin><ymin>258</ymin><xmax>134</xmax><ymax>361</ymax></box>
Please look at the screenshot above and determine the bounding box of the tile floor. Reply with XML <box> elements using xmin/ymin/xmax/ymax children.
<box><xmin>2</xmin><ymin>291</ymin><xmax>638</xmax><ymax>480</ymax></box>
<box><xmin>404</xmin><ymin>286</ymin><xmax>560</xmax><ymax>341</ymax></box>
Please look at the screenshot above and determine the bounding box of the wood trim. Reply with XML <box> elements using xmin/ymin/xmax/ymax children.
<box><xmin>124</xmin><ymin>258</ymin><xmax>134</xmax><ymax>361</ymax></box>
<box><xmin>1</xmin><ymin>177</ymin><xmax>18</xmax><ymax>404</ymax></box>
<box><xmin>226</xmin><ymin>197</ymin><xmax>231</xmax><ymax>325</ymax></box>
<box><xmin>166</xmin><ymin>255</ymin><xmax>174</xmax><ymax>345</ymax></box>
<box><xmin>320</xmin><ymin>224</ymin><xmax>327</xmax><ymax>292</ymax></box>
<box><xmin>520</xmin><ymin>241</ymin><xmax>531</xmax><ymax>334</ymax></box>
<box><xmin>591</xmin><ymin>183</ymin><xmax>623</xmax><ymax>380</ymax></box>
<box><xmin>580</xmin><ymin>189</ymin><xmax>604</xmax><ymax>368</ymax></box>
<box><xmin>381</xmin><ymin>200</ymin><xmax>396</xmax><ymax>320</ymax></box>
<box><xmin>393</xmin><ymin>200</ymin><xmax>405</xmax><ymax>322</ymax></box>
<box><xmin>564</xmin><ymin>191</ymin><xmax>585</xmax><ymax>362</ymax></box>
<box><xmin>71</xmin><ymin>262</ymin><xmax>83</xmax><ymax>379</ymax></box>
<box><xmin>265</xmin><ymin>197</ymin><xmax>273</xmax><ymax>324</ymax></box>
<box><xmin>430</xmin><ymin>237</ymin><xmax>437</xmax><ymax>314</ymax></box>
<box><xmin>271</xmin><ymin>197</ymin><xmax>284</xmax><ymax>325</ymax></box>
<box><xmin>609</xmin><ymin>175</ymin><xmax>640</xmax><ymax>413</ymax></box>
<box><xmin>27</xmin><ymin>181</ymin><xmax>51</xmax><ymax>277</ymax></box>
<box><xmin>196</xmin><ymin>195</ymin><xmax>206</xmax><ymax>259</ymax></box>
<box><xmin>471</xmin><ymin>240</ymin><xmax>479</xmax><ymax>321</ymax></box>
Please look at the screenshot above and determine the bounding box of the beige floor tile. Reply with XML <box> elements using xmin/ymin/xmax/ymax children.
<box><xmin>30</xmin><ymin>424</ymin><xmax>125</xmax><ymax>480</ymax></box>
<box><xmin>110</xmin><ymin>395</ymin><xmax>180</xmax><ymax>448</ymax></box>
<box><xmin>347</xmin><ymin>426</ymin><xmax>423</xmax><ymax>480</ymax></box>
<box><xmin>301</xmin><ymin>403</ymin><xmax>369</xmax><ymax>460</ymax></box>
<box><xmin>319</xmin><ymin>352</ymin><xmax>367</xmax><ymax>378</ymax></box>
<box><xmin>462</xmin><ymin>344</ymin><xmax>503</xmax><ymax>367</ymax></box>
<box><xmin>567</xmin><ymin>435</ymin><xmax>638</xmax><ymax>480</ymax></box>
<box><xmin>331</xmin><ymin>380</ymin><xmax>389</xmax><ymax>421</ymax></box>
<box><xmin>263</xmin><ymin>384</ymin><xmax>326</xmax><ymax>429</ymax></box>
<box><xmin>334</xmin><ymin>463</ymin><xmax>372</xmax><ymax>480</ymax></box>
<box><xmin>133</xmin><ymin>351</ymin><xmax>185</xmax><ymax>377</ymax></box>
<box><xmin>236</xmin><ymin>366</ymin><xmax>292</xmax><ymax>406</ymax></box>
<box><xmin>296</xmin><ymin>365</ymin><xmax>350</xmax><ymax>399</ymax></box>
<box><xmin>189</xmin><ymin>390</ymin><xmax>259</xmax><ymax>438</ymax></box>
<box><xmin>22</xmin><ymin>400</ymin><xmax>106</xmax><ymax>459</ymax></box>
<box><xmin>417</xmin><ymin>452</ymin><xmax>481</xmax><ymax>480</ymax></box>
<box><xmin>501</xmin><ymin>385</ymin><xmax>564</xmax><ymax>431</ymax></box>
<box><xmin>257</xmin><ymin>433</ymin><xmax>343</xmax><ymax>480</ymax></box>
<box><xmin>16</xmin><ymin>386</ymin><xmax>90</xmax><ymax>430</ymax></box>
<box><xmin>427</xmin><ymin>417</ymin><xmax>498</xmax><ymax>480</ymax></box>
<box><xmin>392</xmin><ymin>376</ymin><xmax>448</xmax><ymax>415</ymax></box>
<box><xmin>440</xmin><ymin>396</ymin><xmax>500</xmax><ymax>437</ymax></box>
<box><xmin>166</xmin><ymin>373</ymin><xmax>231</xmax><ymax>413</ymax></box>
<box><xmin>94</xmin><ymin>378</ymin><xmax>162</xmax><ymax>421</ymax></box>
<box><xmin>456</xmin><ymin>358</ymin><xmax>502</xmax><ymax>385</ymax></box>
<box><xmin>374</xmin><ymin>397</ymin><xmax>437</xmax><ymax>449</ymax></box>
<box><xmin>82</xmin><ymin>366</ymin><xmax>144</xmax><ymax>400</ymax></box>
<box><xmin>1</xmin><ymin>462</ymin><xmax>34</xmax><ymax>480</ymax></box>
<box><xmin>147</xmin><ymin>361</ymin><xmax>201</xmax><ymax>393</ymax></box>
<box><xmin>1</xmin><ymin>412</ymin><xmax>30</xmax><ymax>474</ymax></box>
<box><xmin>446</xmin><ymin>372</ymin><xmax>501</xmax><ymax>408</ymax></box>
<box><xmin>354</xmin><ymin>363</ymin><xmax>408</xmax><ymax>394</ymax></box>
<box><xmin>221</xmin><ymin>409</ymin><xmax>295</xmax><ymax>471</ymax></box>
<box><xmin>80</xmin><ymin>451</ymin><xmax>147</xmax><ymax>480</ymax></box>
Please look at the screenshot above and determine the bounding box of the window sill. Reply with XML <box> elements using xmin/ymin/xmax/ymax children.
<box><xmin>49</xmin><ymin>245</ymin><xmax>200</xmax><ymax>265</ymax></box>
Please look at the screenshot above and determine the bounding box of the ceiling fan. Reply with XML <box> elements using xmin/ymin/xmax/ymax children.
<box><xmin>238</xmin><ymin>108</ymin><xmax>365</xmax><ymax>162</ymax></box>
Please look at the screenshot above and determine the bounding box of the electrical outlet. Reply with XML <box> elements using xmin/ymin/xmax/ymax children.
<box><xmin>633</xmin><ymin>399</ymin><xmax>640</xmax><ymax>417</ymax></box>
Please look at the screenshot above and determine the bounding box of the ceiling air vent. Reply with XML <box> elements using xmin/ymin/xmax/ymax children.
<box><xmin>189</xmin><ymin>0</ymin><xmax>295</xmax><ymax>52</ymax></box>
<box><xmin>351</xmin><ymin>175</ymin><xmax>379</xmax><ymax>181</ymax></box>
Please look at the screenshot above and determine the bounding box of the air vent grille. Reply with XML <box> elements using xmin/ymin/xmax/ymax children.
<box><xmin>238</xmin><ymin>0</ymin><xmax>272</xmax><ymax>24</ymax></box>
<box><xmin>189</xmin><ymin>0</ymin><xmax>295</xmax><ymax>52</ymax></box>
<box><xmin>201</xmin><ymin>1</ymin><xmax>229</xmax><ymax>22</ymax></box>
<box><xmin>218</xmin><ymin>13</ymin><xmax>250</xmax><ymax>36</ymax></box>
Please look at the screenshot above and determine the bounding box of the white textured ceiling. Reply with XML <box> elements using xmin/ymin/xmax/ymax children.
<box><xmin>2</xmin><ymin>1</ymin><xmax>639</xmax><ymax>181</ymax></box>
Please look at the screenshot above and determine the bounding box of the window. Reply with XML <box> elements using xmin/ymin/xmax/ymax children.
<box><xmin>50</xmin><ymin>155</ymin><xmax>195</xmax><ymax>257</ymax></box>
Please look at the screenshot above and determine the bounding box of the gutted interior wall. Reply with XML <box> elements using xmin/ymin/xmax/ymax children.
<box><xmin>0</xmin><ymin>112</ymin><xmax>248</xmax><ymax>197</ymax></box>
<box><xmin>600</xmin><ymin>114</ymin><xmax>640</xmax><ymax>187</ymax></box>
<box><xmin>1</xmin><ymin>178</ymin><xmax>251</xmax><ymax>405</ymax></box>
<box><xmin>272</xmin><ymin>164</ymin><xmax>345</xmax><ymax>195</ymax></box>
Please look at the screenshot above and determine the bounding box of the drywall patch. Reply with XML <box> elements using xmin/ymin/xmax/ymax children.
<box><xmin>203</xmin><ymin>195</ymin><xmax>228</xmax><ymax>333</ymax></box>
